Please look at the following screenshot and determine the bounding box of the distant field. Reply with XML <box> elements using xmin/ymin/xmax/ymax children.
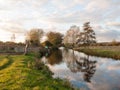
<box><xmin>75</xmin><ymin>46</ymin><xmax>120</xmax><ymax>60</ymax></box>
<box><xmin>76</xmin><ymin>46</ymin><xmax>120</xmax><ymax>51</ymax></box>
<box><xmin>88</xmin><ymin>46</ymin><xmax>120</xmax><ymax>51</ymax></box>
<box><xmin>0</xmin><ymin>55</ymin><xmax>73</xmax><ymax>90</ymax></box>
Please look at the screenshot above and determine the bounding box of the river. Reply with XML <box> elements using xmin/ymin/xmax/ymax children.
<box><xmin>41</xmin><ymin>47</ymin><xmax>120</xmax><ymax>90</ymax></box>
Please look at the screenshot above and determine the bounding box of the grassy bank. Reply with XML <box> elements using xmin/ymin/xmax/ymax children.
<box><xmin>0</xmin><ymin>55</ymin><xmax>73</xmax><ymax>90</ymax></box>
<box><xmin>75</xmin><ymin>47</ymin><xmax>120</xmax><ymax>60</ymax></box>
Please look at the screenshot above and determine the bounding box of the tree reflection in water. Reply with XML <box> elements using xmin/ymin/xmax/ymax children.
<box><xmin>46</xmin><ymin>49</ymin><xmax>63</xmax><ymax>65</ymax></box>
<box><xmin>43</xmin><ymin>48</ymin><xmax>97</xmax><ymax>82</ymax></box>
<box><xmin>77</xmin><ymin>56</ymin><xmax>97</xmax><ymax>82</ymax></box>
<box><xmin>63</xmin><ymin>48</ymin><xmax>97</xmax><ymax>82</ymax></box>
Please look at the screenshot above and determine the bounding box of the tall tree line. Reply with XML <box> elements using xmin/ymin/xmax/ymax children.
<box><xmin>63</xmin><ymin>22</ymin><xmax>96</xmax><ymax>47</ymax></box>
<box><xmin>24</xmin><ymin>22</ymin><xmax>96</xmax><ymax>54</ymax></box>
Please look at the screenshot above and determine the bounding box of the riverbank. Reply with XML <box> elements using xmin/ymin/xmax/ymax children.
<box><xmin>74</xmin><ymin>46</ymin><xmax>120</xmax><ymax>60</ymax></box>
<box><xmin>0</xmin><ymin>55</ymin><xmax>74</xmax><ymax>90</ymax></box>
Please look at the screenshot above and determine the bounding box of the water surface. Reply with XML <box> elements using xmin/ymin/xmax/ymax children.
<box><xmin>41</xmin><ymin>47</ymin><xmax>120</xmax><ymax>90</ymax></box>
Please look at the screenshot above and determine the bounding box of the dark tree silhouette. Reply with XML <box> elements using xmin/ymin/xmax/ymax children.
<box><xmin>77</xmin><ymin>22</ymin><xmax>96</xmax><ymax>46</ymax></box>
<box><xmin>47</xmin><ymin>31</ymin><xmax>63</xmax><ymax>47</ymax></box>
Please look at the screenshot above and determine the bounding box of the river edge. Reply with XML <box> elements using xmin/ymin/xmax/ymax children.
<box><xmin>0</xmin><ymin>54</ymin><xmax>75</xmax><ymax>90</ymax></box>
<box><xmin>74</xmin><ymin>47</ymin><xmax>120</xmax><ymax>60</ymax></box>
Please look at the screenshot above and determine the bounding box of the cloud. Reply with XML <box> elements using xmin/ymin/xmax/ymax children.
<box><xmin>93</xmin><ymin>25</ymin><xmax>120</xmax><ymax>42</ymax></box>
<box><xmin>42</xmin><ymin>0</ymin><xmax>119</xmax><ymax>24</ymax></box>
<box><xmin>51</xmin><ymin>0</ymin><xmax>84</xmax><ymax>10</ymax></box>
<box><xmin>106</xmin><ymin>22</ymin><xmax>120</xmax><ymax>28</ymax></box>
<box><xmin>0</xmin><ymin>0</ymin><xmax>48</xmax><ymax>7</ymax></box>
<box><xmin>107</xmin><ymin>63</ymin><xmax>120</xmax><ymax>70</ymax></box>
<box><xmin>0</xmin><ymin>20</ymin><xmax>26</xmax><ymax>34</ymax></box>
<box><xmin>0</xmin><ymin>0</ymin><xmax>120</xmax><ymax>42</ymax></box>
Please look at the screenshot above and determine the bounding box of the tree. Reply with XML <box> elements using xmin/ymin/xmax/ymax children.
<box><xmin>26</xmin><ymin>28</ymin><xmax>44</xmax><ymax>46</ymax></box>
<box><xmin>111</xmin><ymin>39</ymin><xmax>117</xmax><ymax>46</ymax></box>
<box><xmin>63</xmin><ymin>25</ymin><xmax>80</xmax><ymax>48</ymax></box>
<box><xmin>46</xmin><ymin>31</ymin><xmax>63</xmax><ymax>46</ymax></box>
<box><xmin>24</xmin><ymin>40</ymin><xmax>29</xmax><ymax>55</ymax></box>
<box><xmin>77</xmin><ymin>22</ymin><xmax>96</xmax><ymax>46</ymax></box>
<box><xmin>11</xmin><ymin>34</ymin><xmax>16</xmax><ymax>42</ymax></box>
<box><xmin>41</xmin><ymin>40</ymin><xmax>53</xmax><ymax>47</ymax></box>
<box><xmin>24</xmin><ymin>28</ymin><xmax>44</xmax><ymax>55</ymax></box>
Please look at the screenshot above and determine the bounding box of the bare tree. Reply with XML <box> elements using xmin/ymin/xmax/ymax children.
<box><xmin>11</xmin><ymin>34</ymin><xmax>16</xmax><ymax>42</ymax></box>
<box><xmin>24</xmin><ymin>40</ymin><xmax>29</xmax><ymax>55</ymax></box>
<box><xmin>24</xmin><ymin>28</ymin><xmax>44</xmax><ymax>55</ymax></box>
<box><xmin>26</xmin><ymin>29</ymin><xmax>44</xmax><ymax>46</ymax></box>
<box><xmin>63</xmin><ymin>25</ymin><xmax>80</xmax><ymax>48</ymax></box>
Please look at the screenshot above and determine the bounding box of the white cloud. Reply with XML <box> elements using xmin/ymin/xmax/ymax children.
<box><xmin>92</xmin><ymin>24</ymin><xmax>120</xmax><ymax>42</ymax></box>
<box><xmin>0</xmin><ymin>0</ymin><xmax>120</xmax><ymax>42</ymax></box>
<box><xmin>51</xmin><ymin>0</ymin><xmax>84</xmax><ymax>10</ymax></box>
<box><xmin>106</xmin><ymin>22</ymin><xmax>120</xmax><ymax>27</ymax></box>
<box><xmin>0</xmin><ymin>20</ymin><xmax>26</xmax><ymax>34</ymax></box>
<box><xmin>85</xmin><ymin>0</ymin><xmax>110</xmax><ymax>12</ymax></box>
<box><xmin>107</xmin><ymin>63</ymin><xmax>120</xmax><ymax>70</ymax></box>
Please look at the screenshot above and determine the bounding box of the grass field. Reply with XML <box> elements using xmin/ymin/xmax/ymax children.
<box><xmin>0</xmin><ymin>55</ymin><xmax>73</xmax><ymax>90</ymax></box>
<box><xmin>74</xmin><ymin>46</ymin><xmax>120</xmax><ymax>60</ymax></box>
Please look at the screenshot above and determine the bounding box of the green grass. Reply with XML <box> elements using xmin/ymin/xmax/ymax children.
<box><xmin>75</xmin><ymin>48</ymin><xmax>120</xmax><ymax>60</ymax></box>
<box><xmin>0</xmin><ymin>55</ymin><xmax>74</xmax><ymax>90</ymax></box>
<box><xmin>0</xmin><ymin>58</ymin><xmax>9</xmax><ymax>68</ymax></box>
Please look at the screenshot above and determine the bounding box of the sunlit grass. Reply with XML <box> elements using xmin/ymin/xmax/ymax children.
<box><xmin>0</xmin><ymin>55</ymin><xmax>73</xmax><ymax>90</ymax></box>
<box><xmin>75</xmin><ymin>47</ymin><xmax>120</xmax><ymax>60</ymax></box>
<box><xmin>0</xmin><ymin>58</ymin><xmax>9</xmax><ymax>67</ymax></box>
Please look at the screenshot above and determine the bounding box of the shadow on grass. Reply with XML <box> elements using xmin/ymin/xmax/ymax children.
<box><xmin>0</xmin><ymin>56</ymin><xmax>13</xmax><ymax>70</ymax></box>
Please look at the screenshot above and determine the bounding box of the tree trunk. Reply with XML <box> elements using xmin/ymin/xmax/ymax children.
<box><xmin>24</xmin><ymin>43</ymin><xmax>29</xmax><ymax>55</ymax></box>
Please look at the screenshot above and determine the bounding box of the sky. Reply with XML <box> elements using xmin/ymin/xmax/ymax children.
<box><xmin>0</xmin><ymin>0</ymin><xmax>120</xmax><ymax>42</ymax></box>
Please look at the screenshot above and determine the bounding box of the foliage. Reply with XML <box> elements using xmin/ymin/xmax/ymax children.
<box><xmin>41</xmin><ymin>40</ymin><xmax>53</xmax><ymax>47</ymax></box>
<box><xmin>63</xmin><ymin>25</ymin><xmax>80</xmax><ymax>47</ymax></box>
<box><xmin>111</xmin><ymin>39</ymin><xmax>118</xmax><ymax>46</ymax></box>
<box><xmin>47</xmin><ymin>31</ymin><xmax>63</xmax><ymax>46</ymax></box>
<box><xmin>24</xmin><ymin>29</ymin><xmax>44</xmax><ymax>55</ymax></box>
<box><xmin>77</xmin><ymin>22</ymin><xmax>96</xmax><ymax>46</ymax></box>
<box><xmin>26</xmin><ymin>28</ymin><xmax>44</xmax><ymax>46</ymax></box>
